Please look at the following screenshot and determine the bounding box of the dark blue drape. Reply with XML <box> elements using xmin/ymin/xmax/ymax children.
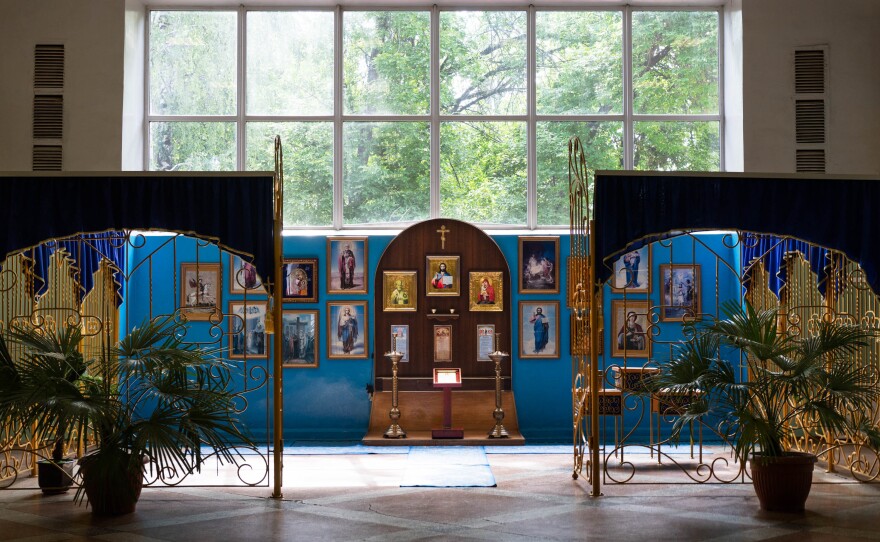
<box><xmin>0</xmin><ymin>174</ymin><xmax>275</xmax><ymax>285</ymax></box>
<box><xmin>30</xmin><ymin>232</ymin><xmax>127</xmax><ymax>303</ymax></box>
<box><xmin>739</xmin><ymin>233</ymin><xmax>831</xmax><ymax>297</ymax></box>
<box><xmin>594</xmin><ymin>172</ymin><xmax>880</xmax><ymax>294</ymax></box>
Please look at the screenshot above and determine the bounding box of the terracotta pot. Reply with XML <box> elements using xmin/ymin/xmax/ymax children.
<box><xmin>79</xmin><ymin>454</ymin><xmax>144</xmax><ymax>516</ymax></box>
<box><xmin>750</xmin><ymin>452</ymin><xmax>817</xmax><ymax>513</ymax></box>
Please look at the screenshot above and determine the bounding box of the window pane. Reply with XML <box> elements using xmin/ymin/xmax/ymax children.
<box><xmin>634</xmin><ymin>121</ymin><xmax>719</xmax><ymax>171</ymax></box>
<box><xmin>632</xmin><ymin>11</ymin><xmax>719</xmax><ymax>115</ymax></box>
<box><xmin>440</xmin><ymin>122</ymin><xmax>526</xmax><ymax>224</ymax></box>
<box><xmin>343</xmin><ymin>122</ymin><xmax>430</xmax><ymax>224</ymax></box>
<box><xmin>537</xmin><ymin>122</ymin><xmax>623</xmax><ymax>226</ymax></box>
<box><xmin>149</xmin><ymin>122</ymin><xmax>236</xmax><ymax>171</ymax></box>
<box><xmin>536</xmin><ymin>11</ymin><xmax>622</xmax><ymax>115</ymax></box>
<box><xmin>247</xmin><ymin>122</ymin><xmax>332</xmax><ymax>227</ymax></box>
<box><xmin>247</xmin><ymin>12</ymin><xmax>333</xmax><ymax>116</ymax></box>
<box><xmin>440</xmin><ymin>11</ymin><xmax>526</xmax><ymax>115</ymax></box>
<box><xmin>343</xmin><ymin>12</ymin><xmax>430</xmax><ymax>115</ymax></box>
<box><xmin>149</xmin><ymin>11</ymin><xmax>237</xmax><ymax>116</ymax></box>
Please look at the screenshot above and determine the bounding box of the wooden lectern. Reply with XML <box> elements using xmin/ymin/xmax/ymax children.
<box><xmin>432</xmin><ymin>368</ymin><xmax>463</xmax><ymax>439</ymax></box>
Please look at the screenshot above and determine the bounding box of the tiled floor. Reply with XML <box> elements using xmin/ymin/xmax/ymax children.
<box><xmin>1</xmin><ymin>449</ymin><xmax>878</xmax><ymax>541</ymax></box>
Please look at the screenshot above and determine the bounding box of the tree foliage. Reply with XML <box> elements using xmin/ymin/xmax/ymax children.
<box><xmin>148</xmin><ymin>9</ymin><xmax>721</xmax><ymax>227</ymax></box>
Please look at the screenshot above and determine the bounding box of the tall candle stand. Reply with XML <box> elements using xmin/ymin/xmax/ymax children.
<box><xmin>487</xmin><ymin>333</ymin><xmax>509</xmax><ymax>438</ymax></box>
<box><xmin>384</xmin><ymin>338</ymin><xmax>406</xmax><ymax>439</ymax></box>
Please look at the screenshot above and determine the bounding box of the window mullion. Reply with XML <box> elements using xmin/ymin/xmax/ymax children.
<box><xmin>526</xmin><ymin>5</ymin><xmax>537</xmax><ymax>230</ymax></box>
<box><xmin>237</xmin><ymin>6</ymin><xmax>246</xmax><ymax>171</ymax></box>
<box><xmin>333</xmin><ymin>6</ymin><xmax>344</xmax><ymax>229</ymax></box>
<box><xmin>623</xmin><ymin>7</ymin><xmax>634</xmax><ymax>171</ymax></box>
<box><xmin>430</xmin><ymin>5</ymin><xmax>441</xmax><ymax>220</ymax></box>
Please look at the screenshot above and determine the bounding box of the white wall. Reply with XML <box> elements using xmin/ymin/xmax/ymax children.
<box><xmin>0</xmin><ymin>0</ymin><xmax>125</xmax><ymax>171</ymax></box>
<box><xmin>742</xmin><ymin>0</ymin><xmax>880</xmax><ymax>174</ymax></box>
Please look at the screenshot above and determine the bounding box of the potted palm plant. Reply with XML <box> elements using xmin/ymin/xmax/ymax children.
<box><xmin>0</xmin><ymin>316</ymin><xmax>254</xmax><ymax>515</ymax></box>
<box><xmin>649</xmin><ymin>301</ymin><xmax>880</xmax><ymax>512</ymax></box>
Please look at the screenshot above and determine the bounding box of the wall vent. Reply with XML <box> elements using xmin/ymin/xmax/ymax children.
<box><xmin>32</xmin><ymin>44</ymin><xmax>64</xmax><ymax>171</ymax></box>
<box><xmin>794</xmin><ymin>47</ymin><xmax>827</xmax><ymax>173</ymax></box>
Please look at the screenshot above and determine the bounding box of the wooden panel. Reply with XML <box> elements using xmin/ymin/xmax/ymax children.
<box><xmin>364</xmin><ymin>390</ymin><xmax>523</xmax><ymax>445</ymax></box>
<box><xmin>373</xmin><ymin>219</ymin><xmax>511</xmax><ymax>390</ymax></box>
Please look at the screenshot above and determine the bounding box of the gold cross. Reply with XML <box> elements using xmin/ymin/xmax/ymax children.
<box><xmin>436</xmin><ymin>225</ymin><xmax>450</xmax><ymax>249</ymax></box>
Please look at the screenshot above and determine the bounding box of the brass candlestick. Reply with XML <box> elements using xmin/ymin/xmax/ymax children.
<box><xmin>384</xmin><ymin>340</ymin><xmax>406</xmax><ymax>439</ymax></box>
<box><xmin>488</xmin><ymin>333</ymin><xmax>509</xmax><ymax>438</ymax></box>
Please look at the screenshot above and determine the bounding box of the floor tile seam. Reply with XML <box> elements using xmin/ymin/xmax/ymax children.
<box><xmin>298</xmin><ymin>486</ymin><xmax>431</xmax><ymax>505</ymax></box>
<box><xmin>109</xmin><ymin>503</ymin><xmax>272</xmax><ymax>532</ymax></box>
<box><xmin>0</xmin><ymin>507</ymin><xmax>114</xmax><ymax>537</ymax></box>
<box><xmin>2</xmin><ymin>532</ymin><xmax>78</xmax><ymax>542</ymax></box>
<box><xmin>464</xmin><ymin>486</ymin><xmax>597</xmax><ymax>505</ymax></box>
<box><xmin>454</xmin><ymin>502</ymin><xmax>585</xmax><ymax>529</ymax></box>
<box><xmin>598</xmin><ymin>501</ymin><xmax>772</xmax><ymax>528</ymax></box>
<box><xmin>810</xmin><ymin>525</ymin><xmax>880</xmax><ymax>540</ymax></box>
<box><xmin>701</xmin><ymin>525</ymin><xmax>802</xmax><ymax>542</ymax></box>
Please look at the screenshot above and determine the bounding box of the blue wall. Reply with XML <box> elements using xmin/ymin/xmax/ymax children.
<box><xmin>124</xmin><ymin>232</ymin><xmax>740</xmax><ymax>444</ymax></box>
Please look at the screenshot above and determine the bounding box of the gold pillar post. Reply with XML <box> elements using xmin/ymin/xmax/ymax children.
<box><xmin>588</xmin><ymin>219</ymin><xmax>601</xmax><ymax>497</ymax></box>
<box><xmin>488</xmin><ymin>334</ymin><xmax>509</xmax><ymax>438</ymax></box>
<box><xmin>384</xmin><ymin>344</ymin><xmax>406</xmax><ymax>438</ymax></box>
<box><xmin>271</xmin><ymin>137</ymin><xmax>284</xmax><ymax>499</ymax></box>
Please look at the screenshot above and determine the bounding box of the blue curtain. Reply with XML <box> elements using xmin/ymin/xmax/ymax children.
<box><xmin>739</xmin><ymin>233</ymin><xmax>830</xmax><ymax>297</ymax></box>
<box><xmin>30</xmin><ymin>231</ymin><xmax>127</xmax><ymax>304</ymax></box>
<box><xmin>594</xmin><ymin>173</ymin><xmax>880</xmax><ymax>293</ymax></box>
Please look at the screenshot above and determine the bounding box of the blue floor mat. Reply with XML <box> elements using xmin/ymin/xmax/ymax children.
<box><xmin>400</xmin><ymin>447</ymin><xmax>496</xmax><ymax>487</ymax></box>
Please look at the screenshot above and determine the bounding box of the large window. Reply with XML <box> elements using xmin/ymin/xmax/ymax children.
<box><xmin>147</xmin><ymin>7</ymin><xmax>721</xmax><ymax>229</ymax></box>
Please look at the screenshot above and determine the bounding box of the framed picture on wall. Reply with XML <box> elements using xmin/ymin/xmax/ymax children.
<box><xmin>180</xmin><ymin>262</ymin><xmax>222</xmax><ymax>321</ymax></box>
<box><xmin>468</xmin><ymin>271</ymin><xmax>503</xmax><ymax>312</ymax></box>
<box><xmin>390</xmin><ymin>324</ymin><xmax>409</xmax><ymax>362</ymax></box>
<box><xmin>519</xmin><ymin>301</ymin><xmax>560</xmax><ymax>359</ymax></box>
<box><xmin>611</xmin><ymin>300</ymin><xmax>651</xmax><ymax>358</ymax></box>
<box><xmin>434</xmin><ymin>324</ymin><xmax>453</xmax><ymax>362</ymax></box>
<box><xmin>228</xmin><ymin>301</ymin><xmax>268</xmax><ymax>359</ymax></box>
<box><xmin>282</xmin><ymin>258</ymin><xmax>318</xmax><ymax>303</ymax></box>
<box><xmin>660</xmin><ymin>264</ymin><xmax>700</xmax><ymax>321</ymax></box>
<box><xmin>519</xmin><ymin>236</ymin><xmax>559</xmax><ymax>294</ymax></box>
<box><xmin>383</xmin><ymin>271</ymin><xmax>417</xmax><ymax>312</ymax></box>
<box><xmin>327</xmin><ymin>301</ymin><xmax>368</xmax><ymax>359</ymax></box>
<box><xmin>229</xmin><ymin>254</ymin><xmax>264</xmax><ymax>295</ymax></box>
<box><xmin>327</xmin><ymin>237</ymin><xmax>368</xmax><ymax>294</ymax></box>
<box><xmin>611</xmin><ymin>245</ymin><xmax>651</xmax><ymax>293</ymax></box>
<box><xmin>426</xmin><ymin>255</ymin><xmax>460</xmax><ymax>296</ymax></box>
<box><xmin>282</xmin><ymin>310</ymin><xmax>318</xmax><ymax>368</ymax></box>
<box><xmin>476</xmin><ymin>324</ymin><xmax>496</xmax><ymax>361</ymax></box>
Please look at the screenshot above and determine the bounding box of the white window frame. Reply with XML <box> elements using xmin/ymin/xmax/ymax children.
<box><xmin>144</xmin><ymin>4</ymin><xmax>724</xmax><ymax>231</ymax></box>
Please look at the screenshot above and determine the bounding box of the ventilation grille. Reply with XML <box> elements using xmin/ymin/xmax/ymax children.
<box><xmin>32</xmin><ymin>145</ymin><xmax>63</xmax><ymax>171</ymax></box>
<box><xmin>33</xmin><ymin>95</ymin><xmax>63</xmax><ymax>139</ymax></box>
<box><xmin>794</xmin><ymin>50</ymin><xmax>825</xmax><ymax>94</ymax></box>
<box><xmin>794</xmin><ymin>46</ymin><xmax>827</xmax><ymax>173</ymax></box>
<box><xmin>33</xmin><ymin>44</ymin><xmax>64</xmax><ymax>171</ymax></box>
<box><xmin>796</xmin><ymin>149</ymin><xmax>826</xmax><ymax>172</ymax></box>
<box><xmin>34</xmin><ymin>44</ymin><xmax>65</xmax><ymax>88</ymax></box>
<box><xmin>795</xmin><ymin>100</ymin><xmax>825</xmax><ymax>144</ymax></box>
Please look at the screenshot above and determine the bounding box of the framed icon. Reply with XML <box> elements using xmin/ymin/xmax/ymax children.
<box><xmin>611</xmin><ymin>300</ymin><xmax>651</xmax><ymax>358</ymax></box>
<box><xmin>660</xmin><ymin>264</ymin><xmax>700</xmax><ymax>321</ymax></box>
<box><xmin>327</xmin><ymin>301</ymin><xmax>368</xmax><ymax>359</ymax></box>
<box><xmin>282</xmin><ymin>310</ymin><xmax>318</xmax><ymax>368</ymax></box>
<box><xmin>434</xmin><ymin>324</ymin><xmax>453</xmax><ymax>362</ymax></box>
<box><xmin>611</xmin><ymin>245</ymin><xmax>651</xmax><ymax>293</ymax></box>
<box><xmin>228</xmin><ymin>301</ymin><xmax>268</xmax><ymax>359</ymax></box>
<box><xmin>390</xmin><ymin>324</ymin><xmax>409</xmax><ymax>362</ymax></box>
<box><xmin>383</xmin><ymin>271</ymin><xmax>417</xmax><ymax>312</ymax></box>
<box><xmin>180</xmin><ymin>262</ymin><xmax>222</xmax><ymax>321</ymax></box>
<box><xmin>327</xmin><ymin>237</ymin><xmax>367</xmax><ymax>294</ymax></box>
<box><xmin>282</xmin><ymin>258</ymin><xmax>318</xmax><ymax>303</ymax></box>
<box><xmin>519</xmin><ymin>236</ymin><xmax>559</xmax><ymax>294</ymax></box>
<box><xmin>426</xmin><ymin>255</ymin><xmax>460</xmax><ymax>296</ymax></box>
<box><xmin>519</xmin><ymin>301</ymin><xmax>560</xmax><ymax>358</ymax></box>
<box><xmin>469</xmin><ymin>271</ymin><xmax>503</xmax><ymax>312</ymax></box>
<box><xmin>230</xmin><ymin>254</ymin><xmax>264</xmax><ymax>295</ymax></box>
